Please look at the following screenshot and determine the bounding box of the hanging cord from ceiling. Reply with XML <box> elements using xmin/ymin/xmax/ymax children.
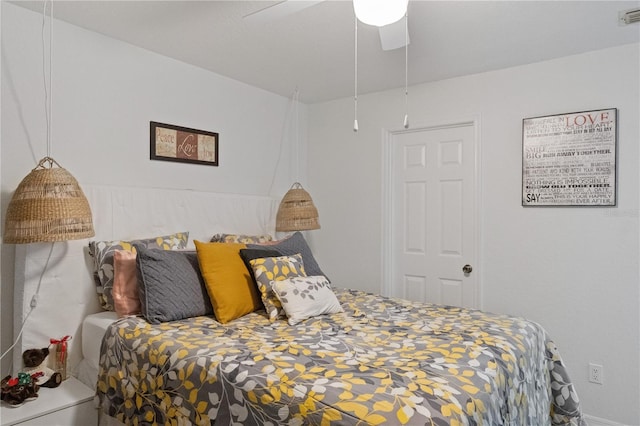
<box><xmin>1</xmin><ymin>0</ymin><xmax>55</xmax><ymax>371</ymax></box>
<box><xmin>294</xmin><ymin>87</ymin><xmax>300</xmax><ymax>182</ymax></box>
<box><xmin>268</xmin><ymin>87</ymin><xmax>300</xmax><ymax>196</ymax></box>
<box><xmin>353</xmin><ymin>11</ymin><xmax>409</xmax><ymax>132</ymax></box>
<box><xmin>41</xmin><ymin>0</ymin><xmax>53</xmax><ymax>157</ymax></box>
<box><xmin>353</xmin><ymin>15</ymin><xmax>359</xmax><ymax>132</ymax></box>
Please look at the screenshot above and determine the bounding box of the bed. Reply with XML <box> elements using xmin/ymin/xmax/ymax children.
<box><xmin>95</xmin><ymin>288</ymin><xmax>583</xmax><ymax>425</ymax></box>
<box><xmin>10</xmin><ymin>185</ymin><xmax>584</xmax><ymax>425</ymax></box>
<box><xmin>77</xmin><ymin>311</ymin><xmax>118</xmax><ymax>389</ymax></box>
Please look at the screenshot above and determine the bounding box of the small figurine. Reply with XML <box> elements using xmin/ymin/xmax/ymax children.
<box><xmin>22</xmin><ymin>348</ymin><xmax>62</xmax><ymax>389</ymax></box>
<box><xmin>1</xmin><ymin>372</ymin><xmax>39</xmax><ymax>406</ymax></box>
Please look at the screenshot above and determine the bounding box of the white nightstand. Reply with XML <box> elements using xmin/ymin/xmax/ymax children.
<box><xmin>0</xmin><ymin>376</ymin><xmax>97</xmax><ymax>426</ymax></box>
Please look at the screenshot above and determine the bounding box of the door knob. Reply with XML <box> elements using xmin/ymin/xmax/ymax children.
<box><xmin>462</xmin><ymin>264</ymin><xmax>473</xmax><ymax>274</ymax></box>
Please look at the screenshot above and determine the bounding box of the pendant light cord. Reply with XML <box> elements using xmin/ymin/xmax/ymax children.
<box><xmin>294</xmin><ymin>88</ymin><xmax>299</xmax><ymax>181</ymax></box>
<box><xmin>353</xmin><ymin>15</ymin><xmax>359</xmax><ymax>132</ymax></box>
<box><xmin>1</xmin><ymin>0</ymin><xmax>56</xmax><ymax>372</ymax></box>
<box><xmin>268</xmin><ymin>87</ymin><xmax>299</xmax><ymax>196</ymax></box>
<box><xmin>41</xmin><ymin>0</ymin><xmax>53</xmax><ymax>157</ymax></box>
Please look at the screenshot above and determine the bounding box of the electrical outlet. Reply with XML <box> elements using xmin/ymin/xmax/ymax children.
<box><xmin>589</xmin><ymin>363</ymin><xmax>603</xmax><ymax>384</ymax></box>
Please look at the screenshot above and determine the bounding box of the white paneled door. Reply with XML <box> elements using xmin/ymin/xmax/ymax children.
<box><xmin>389</xmin><ymin>123</ymin><xmax>478</xmax><ymax>308</ymax></box>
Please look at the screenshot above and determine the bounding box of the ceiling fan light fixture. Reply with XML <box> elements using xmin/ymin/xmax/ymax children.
<box><xmin>353</xmin><ymin>0</ymin><xmax>408</xmax><ymax>27</ymax></box>
<box><xmin>619</xmin><ymin>8</ymin><xmax>640</xmax><ymax>25</ymax></box>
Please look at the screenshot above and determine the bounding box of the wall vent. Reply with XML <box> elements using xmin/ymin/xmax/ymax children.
<box><xmin>619</xmin><ymin>8</ymin><xmax>640</xmax><ymax>25</ymax></box>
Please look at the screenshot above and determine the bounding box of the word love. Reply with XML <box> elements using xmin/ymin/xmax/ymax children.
<box><xmin>178</xmin><ymin>135</ymin><xmax>197</xmax><ymax>158</ymax></box>
<box><xmin>563</xmin><ymin>111</ymin><xmax>612</xmax><ymax>127</ymax></box>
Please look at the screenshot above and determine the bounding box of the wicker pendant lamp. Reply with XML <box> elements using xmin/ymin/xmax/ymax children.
<box><xmin>4</xmin><ymin>157</ymin><xmax>94</xmax><ymax>244</ymax></box>
<box><xmin>3</xmin><ymin>2</ymin><xmax>94</xmax><ymax>245</ymax></box>
<box><xmin>276</xmin><ymin>182</ymin><xmax>320</xmax><ymax>232</ymax></box>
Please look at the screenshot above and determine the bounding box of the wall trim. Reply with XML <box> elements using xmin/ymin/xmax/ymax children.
<box><xmin>583</xmin><ymin>414</ymin><xmax>629</xmax><ymax>426</ymax></box>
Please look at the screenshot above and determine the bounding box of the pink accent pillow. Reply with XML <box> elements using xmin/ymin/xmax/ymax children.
<box><xmin>113</xmin><ymin>250</ymin><xmax>141</xmax><ymax>317</ymax></box>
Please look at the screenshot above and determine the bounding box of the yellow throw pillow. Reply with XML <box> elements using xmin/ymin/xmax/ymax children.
<box><xmin>194</xmin><ymin>241</ymin><xmax>262</xmax><ymax>323</ymax></box>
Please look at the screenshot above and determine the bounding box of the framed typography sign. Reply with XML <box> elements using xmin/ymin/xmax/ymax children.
<box><xmin>150</xmin><ymin>121</ymin><xmax>218</xmax><ymax>166</ymax></box>
<box><xmin>522</xmin><ymin>108</ymin><xmax>617</xmax><ymax>206</ymax></box>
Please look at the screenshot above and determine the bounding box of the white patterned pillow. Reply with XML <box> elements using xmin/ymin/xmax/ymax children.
<box><xmin>271</xmin><ymin>276</ymin><xmax>343</xmax><ymax>325</ymax></box>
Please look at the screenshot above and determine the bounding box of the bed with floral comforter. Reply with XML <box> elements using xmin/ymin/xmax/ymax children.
<box><xmin>97</xmin><ymin>288</ymin><xmax>584</xmax><ymax>425</ymax></box>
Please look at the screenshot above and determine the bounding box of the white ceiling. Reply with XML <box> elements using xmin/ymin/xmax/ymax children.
<box><xmin>11</xmin><ymin>0</ymin><xmax>640</xmax><ymax>104</ymax></box>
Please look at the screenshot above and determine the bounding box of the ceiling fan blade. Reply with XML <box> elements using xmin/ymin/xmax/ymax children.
<box><xmin>379</xmin><ymin>18</ymin><xmax>410</xmax><ymax>51</ymax></box>
<box><xmin>244</xmin><ymin>0</ymin><xmax>325</xmax><ymax>24</ymax></box>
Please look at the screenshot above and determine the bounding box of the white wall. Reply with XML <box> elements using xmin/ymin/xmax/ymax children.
<box><xmin>308</xmin><ymin>44</ymin><xmax>640</xmax><ymax>424</ymax></box>
<box><xmin>2</xmin><ymin>2</ymin><xmax>638</xmax><ymax>424</ymax></box>
<box><xmin>1</xmin><ymin>3</ymin><xmax>306</xmax><ymax>375</ymax></box>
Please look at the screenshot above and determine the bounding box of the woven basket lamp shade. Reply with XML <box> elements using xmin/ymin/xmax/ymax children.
<box><xmin>4</xmin><ymin>157</ymin><xmax>95</xmax><ymax>244</ymax></box>
<box><xmin>276</xmin><ymin>182</ymin><xmax>320</xmax><ymax>232</ymax></box>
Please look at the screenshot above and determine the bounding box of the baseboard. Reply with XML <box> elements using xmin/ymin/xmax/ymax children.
<box><xmin>583</xmin><ymin>414</ymin><xmax>629</xmax><ymax>426</ymax></box>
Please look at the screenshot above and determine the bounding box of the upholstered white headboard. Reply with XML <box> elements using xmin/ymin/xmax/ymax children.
<box><xmin>12</xmin><ymin>185</ymin><xmax>278</xmax><ymax>376</ymax></box>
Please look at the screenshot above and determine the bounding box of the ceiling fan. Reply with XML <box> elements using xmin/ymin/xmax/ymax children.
<box><xmin>243</xmin><ymin>0</ymin><xmax>410</xmax><ymax>51</ymax></box>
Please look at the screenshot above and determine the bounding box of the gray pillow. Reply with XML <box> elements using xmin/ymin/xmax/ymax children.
<box><xmin>247</xmin><ymin>231</ymin><xmax>328</xmax><ymax>280</ymax></box>
<box><xmin>135</xmin><ymin>245</ymin><xmax>213</xmax><ymax>324</ymax></box>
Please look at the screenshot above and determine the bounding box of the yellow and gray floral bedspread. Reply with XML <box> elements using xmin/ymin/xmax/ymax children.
<box><xmin>97</xmin><ymin>289</ymin><xmax>584</xmax><ymax>425</ymax></box>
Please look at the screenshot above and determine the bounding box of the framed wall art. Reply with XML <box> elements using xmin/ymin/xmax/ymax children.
<box><xmin>150</xmin><ymin>121</ymin><xmax>218</xmax><ymax>166</ymax></box>
<box><xmin>522</xmin><ymin>108</ymin><xmax>617</xmax><ymax>206</ymax></box>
